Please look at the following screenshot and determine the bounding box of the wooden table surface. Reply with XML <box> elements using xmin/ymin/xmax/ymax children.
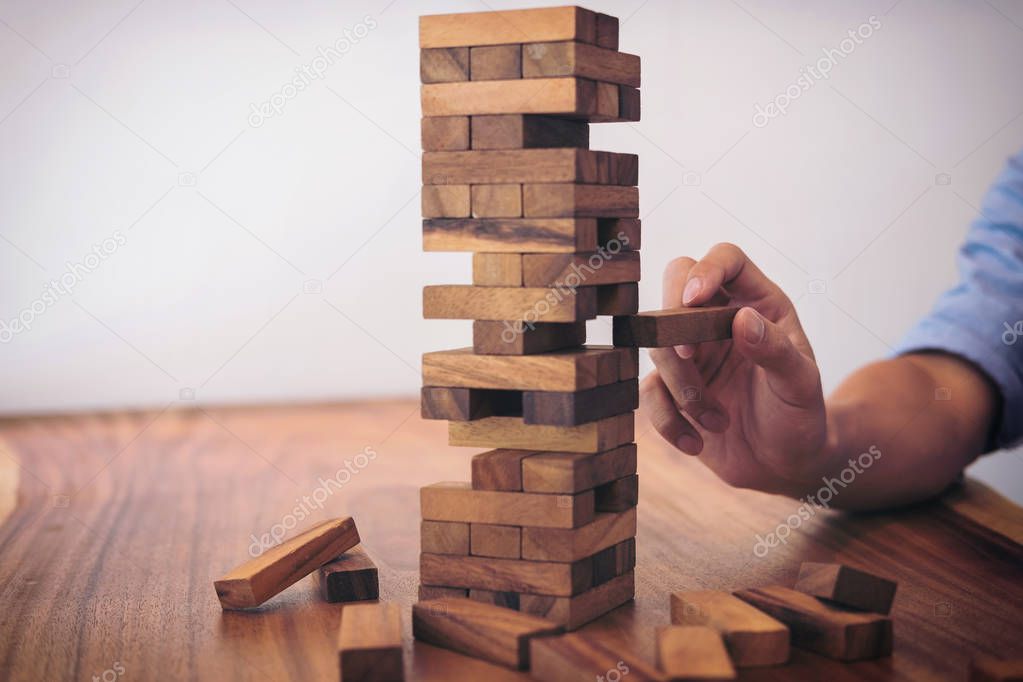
<box><xmin>0</xmin><ymin>400</ymin><xmax>1020</xmax><ymax>681</ymax></box>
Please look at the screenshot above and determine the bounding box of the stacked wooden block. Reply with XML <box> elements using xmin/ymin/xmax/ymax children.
<box><xmin>418</xmin><ymin>5</ymin><xmax>642</xmax><ymax>631</ymax></box>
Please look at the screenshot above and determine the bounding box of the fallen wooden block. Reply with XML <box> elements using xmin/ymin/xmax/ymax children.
<box><xmin>423</xmin><ymin>217</ymin><xmax>597</xmax><ymax>253</ymax></box>
<box><xmin>522</xmin><ymin>251</ymin><xmax>641</xmax><ymax>287</ymax></box>
<box><xmin>613</xmin><ymin>306</ymin><xmax>740</xmax><ymax>347</ymax></box>
<box><xmin>421</xmin><ymin>116</ymin><xmax>469</xmax><ymax>151</ymax></box>
<box><xmin>734</xmin><ymin>585</ymin><xmax>892</xmax><ymax>661</ymax></box>
<box><xmin>419</xmin><ymin>584</ymin><xmax>468</xmax><ymax>600</ymax></box>
<box><xmin>471</xmin><ymin>114</ymin><xmax>589</xmax><ymax>150</ymax></box>
<box><xmin>520</xmin><ymin>571</ymin><xmax>635</xmax><ymax>631</ymax></box>
<box><xmin>657</xmin><ymin>625</ymin><xmax>736</xmax><ymax>681</ymax></box>
<box><xmin>670</xmin><ymin>590</ymin><xmax>789</xmax><ymax>667</ymax></box>
<box><xmin>420</xmin><ymin>47</ymin><xmax>469</xmax><ymax>83</ymax></box>
<box><xmin>420</xmin><ymin>386</ymin><xmax>521</xmax><ymax>421</ymax></box>
<box><xmin>423</xmin><ymin>346</ymin><xmax>623</xmax><ymax>392</ymax></box>
<box><xmin>214</xmin><ymin>517</ymin><xmax>360</xmax><ymax>609</ymax></box>
<box><xmin>420</xmin><ymin>520</ymin><xmax>469</xmax><ymax>555</ymax></box>
<box><xmin>423</xmin><ymin>149</ymin><xmax>638</xmax><ymax>185</ymax></box>
<box><xmin>794</xmin><ymin>562</ymin><xmax>898</xmax><ymax>615</ymax></box>
<box><xmin>969</xmin><ymin>656</ymin><xmax>1023</xmax><ymax>681</ymax></box>
<box><xmin>530</xmin><ymin>632</ymin><xmax>663</xmax><ymax>682</ymax></box>
<box><xmin>317</xmin><ymin>546</ymin><xmax>379</xmax><ymax>603</ymax></box>
<box><xmin>523</xmin><ymin>183</ymin><xmax>639</xmax><ymax>218</ymax></box>
<box><xmin>523</xmin><ymin>379</ymin><xmax>638</xmax><ymax>426</ymax></box>
<box><xmin>597</xmin><ymin>282</ymin><xmax>639</xmax><ymax>315</ymax></box>
<box><xmin>473</xmin><ymin>320</ymin><xmax>587</xmax><ymax>355</ymax></box>
<box><xmin>423</xmin><ymin>284</ymin><xmax>597</xmax><ymax>323</ymax></box>
<box><xmin>470</xmin><ymin>44</ymin><xmax>521</xmax><ymax>80</ymax></box>
<box><xmin>420</xmin><ymin>552</ymin><xmax>593</xmax><ymax>597</ymax></box>
<box><xmin>421</xmin><ymin>184</ymin><xmax>470</xmax><ymax>218</ymax></box>
<box><xmin>522</xmin><ymin>444</ymin><xmax>637</xmax><ymax>494</ymax></box>
<box><xmin>471</xmin><ymin>448</ymin><xmax>538</xmax><ymax>491</ymax></box>
<box><xmin>421</xmin><ymin>481</ymin><xmax>594</xmax><ymax>529</ymax></box>
<box><xmin>523</xmin><ymin>41</ymin><xmax>641</xmax><ymax>87</ymax></box>
<box><xmin>449</xmin><ymin>413</ymin><xmax>634</xmax><ymax>453</ymax></box>
<box><xmin>412</xmin><ymin>597</ymin><xmax>563</xmax><ymax>669</ymax></box>
<box><xmin>420</xmin><ymin>6</ymin><xmax>603</xmax><ymax>49</ymax></box>
<box><xmin>470</xmin><ymin>184</ymin><xmax>522</xmax><ymax>218</ymax></box>
<box><xmin>523</xmin><ymin>508</ymin><xmax>637</xmax><ymax>562</ymax></box>
<box><xmin>470</xmin><ymin>523</ymin><xmax>521</xmax><ymax>558</ymax></box>
<box><xmin>595</xmin><ymin>474</ymin><xmax>639</xmax><ymax>512</ymax></box>
<box><xmin>338</xmin><ymin>602</ymin><xmax>403</xmax><ymax>681</ymax></box>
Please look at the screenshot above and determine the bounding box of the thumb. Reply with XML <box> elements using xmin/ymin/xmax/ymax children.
<box><xmin>733</xmin><ymin>307</ymin><xmax>821</xmax><ymax>409</ymax></box>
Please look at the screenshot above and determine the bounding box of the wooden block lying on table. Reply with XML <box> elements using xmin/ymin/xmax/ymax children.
<box><xmin>423</xmin><ymin>346</ymin><xmax>624</xmax><ymax>391</ymax></box>
<box><xmin>423</xmin><ymin>149</ymin><xmax>638</xmax><ymax>185</ymax></box>
<box><xmin>523</xmin><ymin>379</ymin><xmax>638</xmax><ymax>426</ymax></box>
<box><xmin>471</xmin><ymin>184</ymin><xmax>522</xmax><ymax>218</ymax></box>
<box><xmin>420</xmin><ymin>6</ymin><xmax>600</xmax><ymax>49</ymax></box>
<box><xmin>471</xmin><ymin>448</ymin><xmax>536</xmax><ymax>491</ymax></box>
<box><xmin>449</xmin><ymin>413</ymin><xmax>634</xmax><ymax>453</ymax></box>
<box><xmin>614</xmin><ymin>306</ymin><xmax>740</xmax><ymax>347</ymax></box>
<box><xmin>421</xmin><ymin>116</ymin><xmax>469</xmax><ymax>151</ymax></box>
<box><xmin>795</xmin><ymin>562</ymin><xmax>898</xmax><ymax>615</ymax></box>
<box><xmin>597</xmin><ymin>282</ymin><xmax>639</xmax><ymax>315</ymax></box>
<box><xmin>969</xmin><ymin>656</ymin><xmax>1023</xmax><ymax>682</ymax></box>
<box><xmin>473</xmin><ymin>320</ymin><xmax>586</xmax><ymax>355</ymax></box>
<box><xmin>657</xmin><ymin>625</ymin><xmax>736</xmax><ymax>681</ymax></box>
<box><xmin>421</xmin><ymin>184</ymin><xmax>470</xmax><ymax>218</ymax></box>
<box><xmin>421</xmin><ymin>47</ymin><xmax>469</xmax><ymax>83</ymax></box>
<box><xmin>471</xmin><ymin>524</ymin><xmax>521</xmax><ymax>558</ymax></box>
<box><xmin>424</xmin><ymin>218</ymin><xmax>597</xmax><ymax>253</ymax></box>
<box><xmin>734</xmin><ymin>585</ymin><xmax>892</xmax><ymax>661</ymax></box>
<box><xmin>523</xmin><ymin>41</ymin><xmax>640</xmax><ymax>87</ymax></box>
<box><xmin>522</xmin><ymin>444</ymin><xmax>637</xmax><ymax>494</ymax></box>
<box><xmin>420</xmin><ymin>386</ymin><xmax>520</xmax><ymax>421</ymax></box>
<box><xmin>472</xmin><ymin>114</ymin><xmax>589</xmax><ymax>150</ymax></box>
<box><xmin>523</xmin><ymin>183</ymin><xmax>639</xmax><ymax>218</ymax></box>
<box><xmin>317</xmin><ymin>546</ymin><xmax>378</xmax><ymax>603</ymax></box>
<box><xmin>595</xmin><ymin>13</ymin><xmax>619</xmax><ymax>49</ymax></box>
<box><xmin>338</xmin><ymin>602</ymin><xmax>403</xmax><ymax>682</ymax></box>
<box><xmin>595</xmin><ymin>474</ymin><xmax>639</xmax><ymax>512</ymax></box>
<box><xmin>592</xmin><ymin>537</ymin><xmax>636</xmax><ymax>585</ymax></box>
<box><xmin>421</xmin><ymin>481</ymin><xmax>594</xmax><ymax>528</ymax></box>
<box><xmin>522</xmin><ymin>251</ymin><xmax>640</xmax><ymax>287</ymax></box>
<box><xmin>420</xmin><ymin>552</ymin><xmax>593</xmax><ymax>597</ymax></box>
<box><xmin>419</xmin><ymin>584</ymin><xmax>468</xmax><ymax>600</ymax></box>
<box><xmin>214</xmin><ymin>517</ymin><xmax>360</xmax><ymax>609</ymax></box>
<box><xmin>523</xmin><ymin>507</ymin><xmax>637</xmax><ymax>562</ymax></box>
<box><xmin>421</xmin><ymin>520</ymin><xmax>469</xmax><ymax>555</ymax></box>
<box><xmin>530</xmin><ymin>632</ymin><xmax>663</xmax><ymax>682</ymax></box>
<box><xmin>423</xmin><ymin>285</ymin><xmax>597</xmax><ymax>322</ymax></box>
<box><xmin>521</xmin><ymin>571</ymin><xmax>634</xmax><ymax>631</ymax></box>
<box><xmin>412</xmin><ymin>597</ymin><xmax>563</xmax><ymax>670</ymax></box>
<box><xmin>671</xmin><ymin>590</ymin><xmax>789</xmax><ymax>667</ymax></box>
<box><xmin>600</xmin><ymin>217</ymin><xmax>641</xmax><ymax>250</ymax></box>
<box><xmin>470</xmin><ymin>44</ymin><xmax>521</xmax><ymax>80</ymax></box>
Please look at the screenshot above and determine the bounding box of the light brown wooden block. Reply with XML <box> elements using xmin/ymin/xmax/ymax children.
<box><xmin>529</xmin><ymin>632</ymin><xmax>663</xmax><ymax>682</ymax></box>
<box><xmin>597</xmin><ymin>282</ymin><xmax>639</xmax><ymax>315</ymax></box>
<box><xmin>969</xmin><ymin>656</ymin><xmax>1023</xmax><ymax>682</ymax></box>
<box><xmin>671</xmin><ymin>590</ymin><xmax>789</xmax><ymax>667</ymax></box>
<box><xmin>420</xmin><ymin>6</ymin><xmax>598</xmax><ymax>49</ymax></box>
<box><xmin>423</xmin><ymin>285</ymin><xmax>597</xmax><ymax>323</ymax></box>
<box><xmin>523</xmin><ymin>379</ymin><xmax>638</xmax><ymax>426</ymax></box>
<box><xmin>412</xmin><ymin>597</ymin><xmax>563</xmax><ymax>670</ymax></box>
<box><xmin>522</xmin><ymin>444</ymin><xmax>637</xmax><ymax>494</ymax></box>
<box><xmin>471</xmin><ymin>524</ymin><xmax>521</xmax><ymax>558</ymax></box>
<box><xmin>449</xmin><ymin>413</ymin><xmax>633</xmax><ymax>454</ymax></box>
<box><xmin>421</xmin><ymin>47</ymin><xmax>469</xmax><ymax>83</ymax></box>
<box><xmin>471</xmin><ymin>449</ymin><xmax>537</xmax><ymax>491</ymax></box>
<box><xmin>522</xmin><ymin>41</ymin><xmax>640</xmax><ymax>88</ymax></box>
<box><xmin>419</xmin><ymin>584</ymin><xmax>468</xmax><ymax>600</ymax></box>
<box><xmin>520</xmin><ymin>571</ymin><xmax>634</xmax><ymax>631</ymax></box>
<box><xmin>471</xmin><ymin>184</ymin><xmax>522</xmax><ymax>218</ymax></box>
<box><xmin>794</xmin><ymin>562</ymin><xmax>898</xmax><ymax>615</ymax></box>
<box><xmin>420</xmin><ymin>553</ymin><xmax>593</xmax><ymax>597</ymax></box>
<box><xmin>423</xmin><ymin>346</ymin><xmax>624</xmax><ymax>392</ymax></box>
<box><xmin>423</xmin><ymin>78</ymin><xmax>598</xmax><ymax>118</ymax></box>
<box><xmin>618</xmin><ymin>85</ymin><xmax>641</xmax><ymax>121</ymax></box>
<box><xmin>421</xmin><ymin>116</ymin><xmax>469</xmax><ymax>151</ymax></box>
<box><xmin>591</xmin><ymin>538</ymin><xmax>636</xmax><ymax>585</ymax></box>
<box><xmin>600</xmin><ymin>217</ymin><xmax>641</xmax><ymax>250</ymax></box>
<box><xmin>734</xmin><ymin>586</ymin><xmax>892</xmax><ymax>661</ymax></box>
<box><xmin>214</xmin><ymin>517</ymin><xmax>360</xmax><ymax>609</ymax></box>
<box><xmin>473</xmin><ymin>320</ymin><xmax>586</xmax><ymax>355</ymax></box>
<box><xmin>595</xmin><ymin>13</ymin><xmax>619</xmax><ymax>50</ymax></box>
<box><xmin>471</xmin><ymin>114</ymin><xmax>589</xmax><ymax>150</ymax></box>
<box><xmin>522</xmin><ymin>508</ymin><xmax>637</xmax><ymax>562</ymax></box>
<box><xmin>523</xmin><ymin>184</ymin><xmax>638</xmax><ymax>218</ymax></box>
<box><xmin>317</xmin><ymin>546</ymin><xmax>379</xmax><ymax>603</ymax></box>
<box><xmin>421</xmin><ymin>481</ymin><xmax>594</xmax><ymax>529</ymax></box>
<box><xmin>470</xmin><ymin>44</ymin><xmax>521</xmax><ymax>80</ymax></box>
<box><xmin>421</xmin><ymin>185</ymin><xmax>470</xmax><ymax>218</ymax></box>
<box><xmin>657</xmin><ymin>625</ymin><xmax>736</xmax><ymax>681</ymax></box>
<box><xmin>522</xmin><ymin>251</ymin><xmax>640</xmax><ymax>287</ymax></box>
<box><xmin>473</xmin><ymin>253</ymin><xmax>523</xmax><ymax>286</ymax></box>
<box><xmin>613</xmin><ymin>306</ymin><xmax>740</xmax><ymax>347</ymax></box>
<box><xmin>420</xmin><ymin>386</ymin><xmax>520</xmax><ymax>421</ymax></box>
<box><xmin>423</xmin><ymin>217</ymin><xmax>597</xmax><ymax>253</ymax></box>
<box><xmin>423</xmin><ymin>149</ymin><xmax>637</xmax><ymax>185</ymax></box>
<box><xmin>421</xmin><ymin>520</ymin><xmax>469</xmax><ymax>555</ymax></box>
<box><xmin>595</xmin><ymin>474</ymin><xmax>638</xmax><ymax>512</ymax></box>
<box><xmin>338</xmin><ymin>602</ymin><xmax>403</xmax><ymax>682</ymax></box>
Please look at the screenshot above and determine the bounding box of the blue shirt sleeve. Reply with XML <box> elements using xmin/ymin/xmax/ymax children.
<box><xmin>892</xmin><ymin>149</ymin><xmax>1023</xmax><ymax>449</ymax></box>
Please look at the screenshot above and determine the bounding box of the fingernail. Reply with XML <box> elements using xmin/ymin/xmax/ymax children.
<box><xmin>745</xmin><ymin>310</ymin><xmax>765</xmax><ymax>344</ymax></box>
<box><xmin>699</xmin><ymin>410</ymin><xmax>728</xmax><ymax>432</ymax></box>
<box><xmin>676</xmin><ymin>344</ymin><xmax>695</xmax><ymax>359</ymax></box>
<box><xmin>675</xmin><ymin>434</ymin><xmax>701</xmax><ymax>454</ymax></box>
<box><xmin>682</xmin><ymin>277</ymin><xmax>703</xmax><ymax>305</ymax></box>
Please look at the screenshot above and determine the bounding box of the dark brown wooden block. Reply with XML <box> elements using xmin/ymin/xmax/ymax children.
<box><xmin>421</xmin><ymin>47</ymin><xmax>469</xmax><ymax>83</ymax></box>
<box><xmin>522</xmin><ymin>508</ymin><xmax>637</xmax><ymax>562</ymax></box>
<box><xmin>471</xmin><ymin>449</ymin><xmax>538</xmax><ymax>491</ymax></box>
<box><xmin>421</xmin><ymin>520</ymin><xmax>470</xmax><ymax>555</ymax></box>
<box><xmin>316</xmin><ymin>546</ymin><xmax>378</xmax><ymax>603</ymax></box>
<box><xmin>473</xmin><ymin>320</ymin><xmax>586</xmax><ymax>355</ymax></box>
<box><xmin>591</xmin><ymin>537</ymin><xmax>636</xmax><ymax>586</ymax></box>
<box><xmin>657</xmin><ymin>625</ymin><xmax>736</xmax><ymax>681</ymax></box>
<box><xmin>423</xmin><ymin>218</ymin><xmax>597</xmax><ymax>253</ymax></box>
<box><xmin>421</xmin><ymin>386</ymin><xmax>521</xmax><ymax>421</ymax></box>
<box><xmin>599</xmin><ymin>218</ymin><xmax>641</xmax><ymax>250</ymax></box>
<box><xmin>522</xmin><ymin>184</ymin><xmax>639</xmax><ymax>218</ymax></box>
<box><xmin>522</xmin><ymin>41</ymin><xmax>640</xmax><ymax>87</ymax></box>
<box><xmin>671</xmin><ymin>590</ymin><xmax>790</xmax><ymax>668</ymax></box>
<box><xmin>522</xmin><ymin>444</ymin><xmax>637</xmax><ymax>494</ymax></box>
<box><xmin>337</xmin><ymin>602</ymin><xmax>403</xmax><ymax>682</ymax></box>
<box><xmin>420</xmin><ymin>6</ymin><xmax>599</xmax><ymax>48</ymax></box>
<box><xmin>795</xmin><ymin>562</ymin><xmax>898</xmax><ymax>615</ymax></box>
<box><xmin>471</xmin><ymin>114</ymin><xmax>589</xmax><ymax>150</ymax></box>
<box><xmin>420</xmin><ymin>552</ymin><xmax>593</xmax><ymax>597</ymax></box>
<box><xmin>421</xmin><ymin>116</ymin><xmax>469</xmax><ymax>151</ymax></box>
<box><xmin>595</xmin><ymin>474</ymin><xmax>638</xmax><ymax>512</ymax></box>
<box><xmin>597</xmin><ymin>282</ymin><xmax>638</xmax><ymax>315</ymax></box>
<box><xmin>522</xmin><ymin>251</ymin><xmax>640</xmax><ymax>287</ymax></box>
<box><xmin>470</xmin><ymin>44</ymin><xmax>521</xmax><ymax>80</ymax></box>
<box><xmin>523</xmin><ymin>379</ymin><xmax>638</xmax><ymax>426</ymax></box>
<box><xmin>423</xmin><ymin>149</ymin><xmax>638</xmax><ymax>185</ymax></box>
<box><xmin>530</xmin><ymin>632</ymin><xmax>663</xmax><ymax>682</ymax></box>
<box><xmin>614</xmin><ymin>306</ymin><xmax>740</xmax><ymax>347</ymax></box>
<box><xmin>618</xmin><ymin>85</ymin><xmax>640</xmax><ymax>121</ymax></box>
<box><xmin>595</xmin><ymin>13</ymin><xmax>619</xmax><ymax>49</ymax></box>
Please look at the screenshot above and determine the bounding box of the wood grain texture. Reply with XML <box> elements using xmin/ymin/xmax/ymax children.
<box><xmin>420</xmin><ymin>553</ymin><xmax>593</xmax><ymax>597</ymax></box>
<box><xmin>421</xmin><ymin>185</ymin><xmax>470</xmax><ymax>218</ymax></box>
<box><xmin>523</xmin><ymin>183</ymin><xmax>639</xmax><ymax>218</ymax></box>
<box><xmin>522</xmin><ymin>251</ymin><xmax>641</xmax><ymax>287</ymax></box>
<box><xmin>423</xmin><ymin>217</ymin><xmax>597</xmax><ymax>253</ymax></box>
<box><xmin>530</xmin><ymin>632</ymin><xmax>664</xmax><ymax>682</ymax></box>
<box><xmin>595</xmin><ymin>13</ymin><xmax>619</xmax><ymax>49</ymax></box>
<box><xmin>423</xmin><ymin>284</ymin><xmax>597</xmax><ymax>323</ymax></box>
<box><xmin>523</xmin><ymin>379</ymin><xmax>638</xmax><ymax>426</ymax></box>
<box><xmin>420</xmin><ymin>47</ymin><xmax>469</xmax><ymax>83</ymax></box>
<box><xmin>470</xmin><ymin>184</ymin><xmax>522</xmax><ymax>218</ymax></box>
<box><xmin>412</xmin><ymin>597</ymin><xmax>563</xmax><ymax>670</ymax></box>
<box><xmin>656</xmin><ymin>625</ymin><xmax>736</xmax><ymax>681</ymax></box>
<box><xmin>522</xmin><ymin>41</ymin><xmax>640</xmax><ymax>87</ymax></box>
<box><xmin>420</xmin><ymin>386</ymin><xmax>521</xmax><ymax>422</ymax></box>
<box><xmin>419</xmin><ymin>6</ymin><xmax>597</xmax><ymax>49</ymax></box>
<box><xmin>472</xmin><ymin>253</ymin><xmax>523</xmax><ymax>286</ymax></box>
<box><xmin>0</xmin><ymin>437</ymin><xmax>16</xmax><ymax>529</ymax></box>
<box><xmin>520</xmin><ymin>571</ymin><xmax>635</xmax><ymax>631</ymax></box>
<box><xmin>471</xmin><ymin>449</ymin><xmax>537</xmax><ymax>491</ymax></box>
<box><xmin>423</xmin><ymin>149</ymin><xmax>638</xmax><ymax>185</ymax></box>
<box><xmin>470</xmin><ymin>524</ymin><xmax>521</xmax><ymax>558</ymax></box>
<box><xmin>214</xmin><ymin>516</ymin><xmax>360</xmax><ymax>609</ymax></box>
<box><xmin>470</xmin><ymin>45</ymin><xmax>521</xmax><ymax>81</ymax></box>
<box><xmin>473</xmin><ymin>320</ymin><xmax>586</xmax><ymax>355</ymax></box>
<box><xmin>670</xmin><ymin>590</ymin><xmax>790</xmax><ymax>668</ymax></box>
<box><xmin>338</xmin><ymin>602</ymin><xmax>404</xmax><ymax>682</ymax></box>
<box><xmin>421</xmin><ymin>481</ymin><xmax>594</xmax><ymax>529</ymax></box>
<box><xmin>595</xmin><ymin>474</ymin><xmax>639</xmax><ymax>512</ymax></box>
<box><xmin>522</xmin><ymin>508</ymin><xmax>637</xmax><ymax>563</ymax></box>
<box><xmin>422</xmin><ymin>78</ymin><xmax>598</xmax><ymax>118</ymax></box>
<box><xmin>449</xmin><ymin>413</ymin><xmax>634</xmax><ymax>454</ymax></box>
<box><xmin>614</xmin><ymin>306</ymin><xmax>740</xmax><ymax>347</ymax></box>
<box><xmin>794</xmin><ymin>562</ymin><xmax>898</xmax><ymax>615</ymax></box>
<box><xmin>471</xmin><ymin>114</ymin><xmax>589</xmax><ymax>150</ymax></box>
<box><xmin>421</xmin><ymin>520</ymin><xmax>470</xmax><ymax>555</ymax></box>
<box><xmin>522</xmin><ymin>444</ymin><xmax>638</xmax><ymax>494</ymax></box>
<box><xmin>941</xmin><ymin>478</ymin><xmax>1023</xmax><ymax>545</ymax></box>
<box><xmin>421</xmin><ymin>116</ymin><xmax>469</xmax><ymax>151</ymax></box>
<box><xmin>422</xmin><ymin>346</ymin><xmax>624</xmax><ymax>392</ymax></box>
<box><xmin>317</xmin><ymin>546</ymin><xmax>379</xmax><ymax>603</ymax></box>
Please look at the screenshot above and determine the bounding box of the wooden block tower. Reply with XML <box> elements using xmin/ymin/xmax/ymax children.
<box><xmin>418</xmin><ymin>5</ymin><xmax>641</xmax><ymax>631</ymax></box>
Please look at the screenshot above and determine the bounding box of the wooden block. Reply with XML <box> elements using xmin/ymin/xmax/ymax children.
<box><xmin>421</xmin><ymin>386</ymin><xmax>521</xmax><ymax>421</ymax></box>
<box><xmin>471</xmin><ymin>448</ymin><xmax>537</xmax><ymax>491</ymax></box>
<box><xmin>449</xmin><ymin>413</ymin><xmax>633</xmax><ymax>454</ymax></box>
<box><xmin>522</xmin><ymin>444</ymin><xmax>637</xmax><ymax>494</ymax></box>
<box><xmin>419</xmin><ymin>584</ymin><xmax>468</xmax><ymax>600</ymax></box>
<box><xmin>423</xmin><ymin>217</ymin><xmax>597</xmax><ymax>253</ymax></box>
<box><xmin>421</xmin><ymin>116</ymin><xmax>469</xmax><ymax>151</ymax></box>
<box><xmin>471</xmin><ymin>114</ymin><xmax>589</xmax><ymax>150</ymax></box>
<box><xmin>317</xmin><ymin>546</ymin><xmax>379</xmax><ymax>603</ymax></box>
<box><xmin>523</xmin><ymin>379</ymin><xmax>638</xmax><ymax>426</ymax></box>
<box><xmin>618</xmin><ymin>85</ymin><xmax>641</xmax><ymax>121</ymax></box>
<box><xmin>420</xmin><ymin>6</ymin><xmax>598</xmax><ymax>49</ymax></box>
<box><xmin>969</xmin><ymin>656</ymin><xmax>1023</xmax><ymax>682</ymax></box>
<box><xmin>421</xmin><ymin>481</ymin><xmax>594</xmax><ymax>529</ymax></box>
<box><xmin>529</xmin><ymin>632</ymin><xmax>664</xmax><ymax>682</ymax></box>
<box><xmin>470</xmin><ymin>44</ymin><xmax>521</xmax><ymax>80</ymax></box>
<box><xmin>671</xmin><ymin>591</ymin><xmax>789</xmax><ymax>668</ymax></box>
<box><xmin>523</xmin><ymin>184</ymin><xmax>638</xmax><ymax>218</ymax></box>
<box><xmin>412</xmin><ymin>597</ymin><xmax>563</xmax><ymax>670</ymax></box>
<box><xmin>473</xmin><ymin>253</ymin><xmax>523</xmax><ymax>286</ymax></box>
<box><xmin>595</xmin><ymin>13</ymin><xmax>619</xmax><ymax>50</ymax></box>
<box><xmin>471</xmin><ymin>184</ymin><xmax>522</xmax><ymax>218</ymax></box>
<box><xmin>423</xmin><ymin>346</ymin><xmax>623</xmax><ymax>392</ymax></box>
<box><xmin>595</xmin><ymin>474</ymin><xmax>639</xmax><ymax>512</ymax></box>
<box><xmin>657</xmin><ymin>626</ymin><xmax>736</xmax><ymax>681</ymax></box>
<box><xmin>599</xmin><ymin>218</ymin><xmax>641</xmax><ymax>250</ymax></box>
<box><xmin>469</xmin><ymin>589</ymin><xmax>520</xmax><ymax>610</ymax></box>
<box><xmin>423</xmin><ymin>285</ymin><xmax>596</xmax><ymax>323</ymax></box>
<box><xmin>591</xmin><ymin>538</ymin><xmax>636</xmax><ymax>585</ymax></box>
<box><xmin>423</xmin><ymin>78</ymin><xmax>599</xmax><ymax>118</ymax></box>
<box><xmin>794</xmin><ymin>562</ymin><xmax>898</xmax><ymax>615</ymax></box>
<box><xmin>214</xmin><ymin>517</ymin><xmax>360</xmax><ymax>609</ymax></box>
<box><xmin>421</xmin><ymin>47</ymin><xmax>469</xmax><ymax>83</ymax></box>
<box><xmin>473</xmin><ymin>320</ymin><xmax>586</xmax><ymax>355</ymax></box>
<box><xmin>594</xmin><ymin>81</ymin><xmax>619</xmax><ymax>119</ymax></box>
<box><xmin>613</xmin><ymin>307</ymin><xmax>740</xmax><ymax>347</ymax></box>
<box><xmin>421</xmin><ymin>520</ymin><xmax>469</xmax><ymax>555</ymax></box>
<box><xmin>523</xmin><ymin>508</ymin><xmax>637</xmax><ymax>562</ymax></box>
<box><xmin>522</xmin><ymin>41</ymin><xmax>640</xmax><ymax>88</ymax></box>
<box><xmin>423</xmin><ymin>149</ymin><xmax>637</xmax><ymax>185</ymax></box>
<box><xmin>734</xmin><ymin>585</ymin><xmax>892</xmax><ymax>661</ymax></box>
<box><xmin>597</xmin><ymin>282</ymin><xmax>639</xmax><ymax>315</ymax></box>
<box><xmin>520</xmin><ymin>571</ymin><xmax>634</xmax><ymax>631</ymax></box>
<box><xmin>421</xmin><ymin>185</ymin><xmax>470</xmax><ymax>218</ymax></box>
<box><xmin>420</xmin><ymin>553</ymin><xmax>593</xmax><ymax>597</ymax></box>
<box><xmin>471</xmin><ymin>524</ymin><xmax>521</xmax><ymax>558</ymax></box>
<box><xmin>337</xmin><ymin>602</ymin><xmax>403</xmax><ymax>682</ymax></box>
<box><xmin>522</xmin><ymin>251</ymin><xmax>640</xmax><ymax>287</ymax></box>
<box><xmin>617</xmin><ymin>346</ymin><xmax>640</xmax><ymax>380</ymax></box>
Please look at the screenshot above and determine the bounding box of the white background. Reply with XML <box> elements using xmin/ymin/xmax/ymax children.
<box><xmin>1</xmin><ymin>0</ymin><xmax>1021</xmax><ymax>500</ymax></box>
